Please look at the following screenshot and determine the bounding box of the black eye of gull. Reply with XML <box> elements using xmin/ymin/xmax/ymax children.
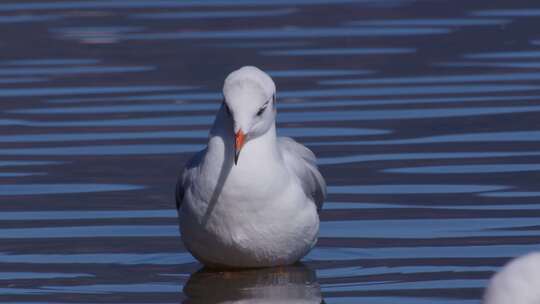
<box><xmin>256</xmin><ymin>106</ymin><xmax>266</xmax><ymax>116</ymax></box>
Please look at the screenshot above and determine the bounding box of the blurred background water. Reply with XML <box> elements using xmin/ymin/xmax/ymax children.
<box><xmin>0</xmin><ymin>0</ymin><xmax>540</xmax><ymax>303</ymax></box>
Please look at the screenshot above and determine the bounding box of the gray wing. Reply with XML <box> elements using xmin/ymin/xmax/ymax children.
<box><xmin>278</xmin><ymin>137</ymin><xmax>326</xmax><ymax>211</ymax></box>
<box><xmin>176</xmin><ymin>149</ymin><xmax>206</xmax><ymax>212</ymax></box>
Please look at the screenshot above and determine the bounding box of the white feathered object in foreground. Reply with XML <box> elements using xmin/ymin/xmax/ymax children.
<box><xmin>483</xmin><ymin>252</ymin><xmax>540</xmax><ymax>304</ymax></box>
<box><xmin>176</xmin><ymin>66</ymin><xmax>326</xmax><ymax>268</ymax></box>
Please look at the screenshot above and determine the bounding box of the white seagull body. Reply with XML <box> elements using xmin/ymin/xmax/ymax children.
<box><xmin>483</xmin><ymin>252</ymin><xmax>540</xmax><ymax>304</ymax></box>
<box><xmin>176</xmin><ymin>66</ymin><xmax>326</xmax><ymax>268</ymax></box>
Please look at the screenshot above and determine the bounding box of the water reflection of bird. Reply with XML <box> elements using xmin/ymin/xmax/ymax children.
<box><xmin>483</xmin><ymin>252</ymin><xmax>540</xmax><ymax>304</ymax></box>
<box><xmin>182</xmin><ymin>264</ymin><xmax>322</xmax><ymax>303</ymax></box>
<box><xmin>176</xmin><ymin>66</ymin><xmax>326</xmax><ymax>268</ymax></box>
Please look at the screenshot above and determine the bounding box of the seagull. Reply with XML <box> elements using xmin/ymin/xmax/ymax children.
<box><xmin>483</xmin><ymin>252</ymin><xmax>540</xmax><ymax>304</ymax></box>
<box><xmin>176</xmin><ymin>66</ymin><xmax>326</xmax><ymax>268</ymax></box>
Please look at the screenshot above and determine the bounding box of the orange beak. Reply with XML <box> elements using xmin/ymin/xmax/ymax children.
<box><xmin>234</xmin><ymin>130</ymin><xmax>245</xmax><ymax>165</ymax></box>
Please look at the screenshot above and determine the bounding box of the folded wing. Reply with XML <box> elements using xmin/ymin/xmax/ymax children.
<box><xmin>176</xmin><ymin>149</ymin><xmax>206</xmax><ymax>211</ymax></box>
<box><xmin>278</xmin><ymin>137</ymin><xmax>326</xmax><ymax>211</ymax></box>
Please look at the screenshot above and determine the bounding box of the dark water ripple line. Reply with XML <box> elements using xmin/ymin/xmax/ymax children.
<box><xmin>385</xmin><ymin>163</ymin><xmax>540</xmax><ymax>174</ymax></box>
<box><xmin>210</xmin><ymin>41</ymin><xmax>311</xmax><ymax>48</ymax></box>
<box><xmin>262</xmin><ymin>47</ymin><xmax>416</xmax><ymax>56</ymax></box>
<box><xmin>130</xmin><ymin>8</ymin><xmax>297</xmax><ymax>20</ymax></box>
<box><xmin>319</xmin><ymin>72</ymin><xmax>540</xmax><ymax>85</ymax></box>
<box><xmin>328</xmin><ymin>185</ymin><xmax>509</xmax><ymax>194</ymax></box>
<box><xmin>465</xmin><ymin>51</ymin><xmax>540</xmax><ymax>59</ymax></box>
<box><xmin>0</xmin><ymin>184</ymin><xmax>144</xmax><ymax>195</ymax></box>
<box><xmin>0</xmin><ymin>77</ymin><xmax>48</xmax><ymax>84</ymax></box>
<box><xmin>325</xmin><ymin>201</ymin><xmax>540</xmax><ymax>211</ymax></box>
<box><xmin>472</xmin><ymin>9</ymin><xmax>540</xmax><ymax>17</ymax></box>
<box><xmin>0</xmin><ymin>225</ymin><xmax>178</xmax><ymax>239</ymax></box>
<box><xmin>0</xmin><ymin>272</ymin><xmax>93</xmax><ymax>280</ymax></box>
<box><xmin>0</xmin><ymin>85</ymin><xmax>189</xmax><ymax>97</ymax></box>
<box><xmin>0</xmin><ymin>283</ymin><xmax>181</xmax><ymax>295</ymax></box>
<box><xmin>324</xmin><ymin>201</ymin><xmax>408</xmax><ymax>210</ymax></box>
<box><xmin>480</xmin><ymin>191</ymin><xmax>540</xmax><ymax>198</ymax></box>
<box><xmin>347</xmin><ymin>92</ymin><xmax>508</xmax><ymax>114</ymax></box>
<box><xmin>46</xmin><ymin>94</ymin><xmax>209</xmax><ymax>104</ymax></box>
<box><xmin>309</xmin><ymin>130</ymin><xmax>540</xmax><ymax>146</ymax></box>
<box><xmin>324</xmin><ymin>201</ymin><xmax>540</xmax><ymax>211</ymax></box>
<box><xmin>436</xmin><ymin>61</ymin><xmax>540</xmax><ymax>69</ymax></box>
<box><xmin>322</xmin><ymin>279</ymin><xmax>486</xmax><ymax>291</ymax></box>
<box><xmin>0</xmin><ymin>160</ymin><xmax>64</xmax><ymax>167</ymax></box>
<box><xmin>0</xmin><ymin>66</ymin><xmax>155</xmax><ymax>76</ymax></box>
<box><xmin>324</xmin><ymin>296</ymin><xmax>478</xmax><ymax>304</ymax></box>
<box><xmin>347</xmin><ymin>18</ymin><xmax>511</xmax><ymax>27</ymax></box>
<box><xmin>0</xmin><ymin>130</ymin><xmax>194</xmax><ymax>142</ymax></box>
<box><xmin>45</xmin><ymin>93</ymin><xmax>214</xmax><ymax>104</ymax></box>
<box><xmin>0</xmin><ymin>128</ymin><xmax>389</xmax><ymax>143</ymax></box>
<box><xmin>308</xmin><ymin>244</ymin><xmax>540</xmax><ymax>260</ymax></box>
<box><xmin>318</xmin><ymin>151</ymin><xmax>540</xmax><ymax>165</ymax></box>
<box><xmin>278</xmin><ymin>84</ymin><xmax>540</xmax><ymax>98</ymax></box>
<box><xmin>0</xmin><ymin>14</ymin><xmax>64</xmax><ymax>23</ymax></box>
<box><xmin>0</xmin><ymin>0</ymin><xmax>376</xmax><ymax>11</ymax></box>
<box><xmin>123</xmin><ymin>27</ymin><xmax>450</xmax><ymax>41</ymax></box>
<box><xmin>419</xmin><ymin>204</ymin><xmax>540</xmax><ymax>211</ymax></box>
<box><xmin>0</xmin><ymin>130</ymin><xmax>208</xmax><ymax>142</ymax></box>
<box><xmin>0</xmin><ymin>252</ymin><xmax>194</xmax><ymax>265</ymax></box>
<box><xmin>317</xmin><ymin>265</ymin><xmax>496</xmax><ymax>278</ymax></box>
<box><xmin>320</xmin><ymin>218</ymin><xmax>540</xmax><ymax>238</ymax></box>
<box><xmin>50</xmin><ymin>26</ymin><xmax>144</xmax><ymax>33</ymax></box>
<box><xmin>0</xmin><ymin>287</ymin><xmax>61</xmax><ymax>295</ymax></box>
<box><xmin>0</xmin><ymin>172</ymin><xmax>45</xmax><ymax>177</ymax></box>
<box><xmin>42</xmin><ymin>282</ymin><xmax>182</xmax><ymax>294</ymax></box>
<box><xmin>0</xmin><ymin>144</ymin><xmax>203</xmax><ymax>155</ymax></box>
<box><xmin>1</xmin><ymin>58</ymin><xmax>100</xmax><ymax>66</ymax></box>
<box><xmin>0</xmin><ymin>209</ymin><xmax>175</xmax><ymax>220</ymax></box>
<box><xmin>268</xmin><ymin>68</ymin><xmax>374</xmax><ymax>77</ymax></box>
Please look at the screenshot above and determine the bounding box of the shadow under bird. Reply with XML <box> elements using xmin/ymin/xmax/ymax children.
<box><xmin>183</xmin><ymin>263</ymin><xmax>322</xmax><ymax>303</ymax></box>
<box><xmin>176</xmin><ymin>66</ymin><xmax>326</xmax><ymax>268</ymax></box>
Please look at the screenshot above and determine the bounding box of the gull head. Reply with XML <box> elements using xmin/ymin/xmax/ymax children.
<box><xmin>222</xmin><ymin>66</ymin><xmax>276</xmax><ymax>164</ymax></box>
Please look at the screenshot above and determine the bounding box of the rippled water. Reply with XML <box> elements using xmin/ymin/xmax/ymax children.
<box><xmin>1</xmin><ymin>0</ymin><xmax>540</xmax><ymax>303</ymax></box>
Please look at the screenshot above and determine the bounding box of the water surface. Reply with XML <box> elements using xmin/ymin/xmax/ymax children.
<box><xmin>1</xmin><ymin>0</ymin><xmax>540</xmax><ymax>303</ymax></box>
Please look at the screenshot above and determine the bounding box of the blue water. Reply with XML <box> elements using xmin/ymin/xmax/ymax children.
<box><xmin>131</xmin><ymin>8</ymin><xmax>298</xmax><ymax>20</ymax></box>
<box><xmin>348</xmin><ymin>18</ymin><xmax>510</xmax><ymax>26</ymax></box>
<box><xmin>472</xmin><ymin>9</ymin><xmax>540</xmax><ymax>17</ymax></box>
<box><xmin>385</xmin><ymin>164</ymin><xmax>540</xmax><ymax>174</ymax></box>
<box><xmin>262</xmin><ymin>47</ymin><xmax>416</xmax><ymax>56</ymax></box>
<box><xmin>124</xmin><ymin>27</ymin><xmax>450</xmax><ymax>40</ymax></box>
<box><xmin>0</xmin><ymin>85</ymin><xmax>185</xmax><ymax>97</ymax></box>
<box><xmin>1</xmin><ymin>0</ymin><xmax>540</xmax><ymax>303</ymax></box>
<box><xmin>0</xmin><ymin>184</ymin><xmax>144</xmax><ymax>195</ymax></box>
